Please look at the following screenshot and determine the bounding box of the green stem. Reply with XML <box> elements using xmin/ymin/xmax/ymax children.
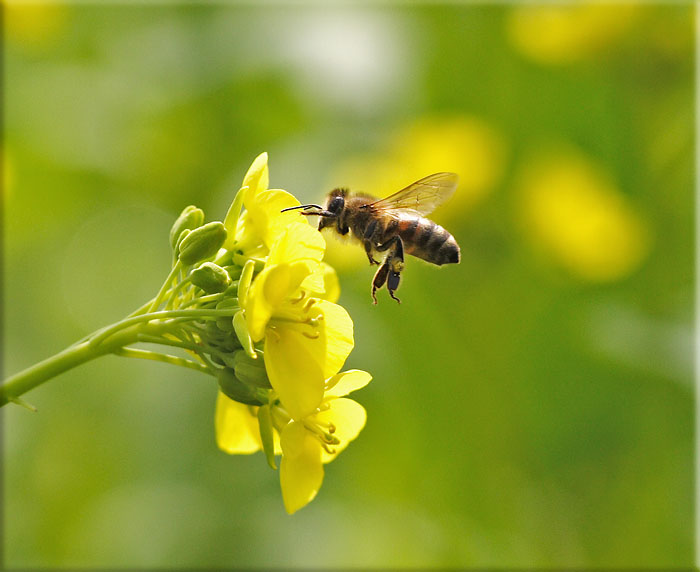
<box><xmin>136</xmin><ymin>333</ymin><xmax>227</xmax><ymax>362</ymax></box>
<box><xmin>88</xmin><ymin>308</ymin><xmax>236</xmax><ymax>348</ymax></box>
<box><xmin>149</xmin><ymin>261</ymin><xmax>182</xmax><ymax>312</ymax></box>
<box><xmin>0</xmin><ymin>325</ymin><xmax>142</xmax><ymax>408</ymax></box>
<box><xmin>165</xmin><ymin>277</ymin><xmax>192</xmax><ymax>311</ymax></box>
<box><xmin>114</xmin><ymin>347</ymin><xmax>213</xmax><ymax>376</ymax></box>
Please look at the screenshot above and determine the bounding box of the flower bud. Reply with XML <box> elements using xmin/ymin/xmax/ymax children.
<box><xmin>215</xmin><ymin>297</ymin><xmax>238</xmax><ymax>332</ymax></box>
<box><xmin>178</xmin><ymin>221</ymin><xmax>227</xmax><ymax>265</ymax></box>
<box><xmin>233</xmin><ymin>310</ymin><xmax>256</xmax><ymax>358</ymax></box>
<box><xmin>191</xmin><ymin>262</ymin><xmax>231</xmax><ymax>294</ymax></box>
<box><xmin>237</xmin><ymin>259</ymin><xmax>256</xmax><ymax>307</ymax></box>
<box><xmin>169</xmin><ymin>205</ymin><xmax>204</xmax><ymax>250</ymax></box>
<box><xmin>218</xmin><ymin>367</ymin><xmax>265</xmax><ymax>406</ymax></box>
<box><xmin>232</xmin><ymin>349</ymin><xmax>271</xmax><ymax>389</ymax></box>
<box><xmin>223</xmin><ymin>265</ymin><xmax>243</xmax><ymax>281</ymax></box>
<box><xmin>216</xmin><ymin>317</ymin><xmax>235</xmax><ymax>333</ymax></box>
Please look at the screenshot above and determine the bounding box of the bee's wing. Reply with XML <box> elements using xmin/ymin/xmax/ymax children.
<box><xmin>366</xmin><ymin>172</ymin><xmax>459</xmax><ymax>216</ymax></box>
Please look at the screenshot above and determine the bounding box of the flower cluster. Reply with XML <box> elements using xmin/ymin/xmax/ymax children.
<box><xmin>168</xmin><ymin>153</ymin><xmax>371</xmax><ymax>513</ymax></box>
<box><xmin>0</xmin><ymin>152</ymin><xmax>370</xmax><ymax>513</ymax></box>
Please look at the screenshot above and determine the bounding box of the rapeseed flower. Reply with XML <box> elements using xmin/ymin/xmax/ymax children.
<box><xmin>214</xmin><ymin>153</ymin><xmax>370</xmax><ymax>512</ymax></box>
<box><xmin>216</xmin><ymin>369</ymin><xmax>371</xmax><ymax>514</ymax></box>
<box><xmin>0</xmin><ymin>152</ymin><xmax>371</xmax><ymax>516</ymax></box>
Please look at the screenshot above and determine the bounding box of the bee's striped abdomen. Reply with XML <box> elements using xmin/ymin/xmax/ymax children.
<box><xmin>398</xmin><ymin>216</ymin><xmax>460</xmax><ymax>265</ymax></box>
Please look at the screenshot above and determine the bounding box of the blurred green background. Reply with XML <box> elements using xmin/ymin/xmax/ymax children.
<box><xmin>4</xmin><ymin>3</ymin><xmax>694</xmax><ymax>568</ymax></box>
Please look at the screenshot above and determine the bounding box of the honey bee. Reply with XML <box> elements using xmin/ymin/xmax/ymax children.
<box><xmin>282</xmin><ymin>172</ymin><xmax>461</xmax><ymax>304</ymax></box>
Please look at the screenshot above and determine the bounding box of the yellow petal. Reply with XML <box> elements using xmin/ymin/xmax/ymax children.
<box><xmin>279</xmin><ymin>420</ymin><xmax>306</xmax><ymax>458</ymax></box>
<box><xmin>264</xmin><ymin>325</ymin><xmax>326</xmax><ymax>420</ymax></box>
<box><xmin>242</xmin><ymin>152</ymin><xmax>269</xmax><ymax>208</ymax></box>
<box><xmin>325</xmin><ymin>369</ymin><xmax>372</xmax><ymax>397</ymax></box>
<box><xmin>268</xmin><ymin>221</ymin><xmax>325</xmax><ymax>267</ymax></box>
<box><xmin>246</xmin><ymin>261</ymin><xmax>314</xmax><ymax>342</ymax></box>
<box><xmin>300</xmin><ymin>266</ymin><xmax>326</xmax><ymax>294</ymax></box>
<box><xmin>313</xmin><ymin>299</ymin><xmax>354</xmax><ymax>379</ymax></box>
<box><xmin>280</xmin><ymin>423</ymin><xmax>324</xmax><ymax>514</ymax></box>
<box><xmin>302</xmin><ymin>262</ymin><xmax>340</xmax><ymax>302</ymax></box>
<box><xmin>253</xmin><ymin>190</ymin><xmax>303</xmax><ymax>249</ymax></box>
<box><xmin>316</xmin><ymin>398</ymin><xmax>367</xmax><ymax>463</ymax></box>
<box><xmin>320</xmin><ymin>263</ymin><xmax>341</xmax><ymax>303</ymax></box>
<box><xmin>214</xmin><ymin>392</ymin><xmax>262</xmax><ymax>454</ymax></box>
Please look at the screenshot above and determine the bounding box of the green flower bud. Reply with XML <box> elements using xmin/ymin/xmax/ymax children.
<box><xmin>215</xmin><ymin>297</ymin><xmax>238</xmax><ymax>332</ymax></box>
<box><xmin>208</xmin><ymin>331</ymin><xmax>241</xmax><ymax>353</ymax></box>
<box><xmin>178</xmin><ymin>221</ymin><xmax>227</xmax><ymax>266</ymax></box>
<box><xmin>170</xmin><ymin>205</ymin><xmax>204</xmax><ymax>250</ymax></box>
<box><xmin>216</xmin><ymin>317</ymin><xmax>234</xmax><ymax>333</ymax></box>
<box><xmin>257</xmin><ymin>405</ymin><xmax>277</xmax><ymax>469</ymax></box>
<box><xmin>223</xmin><ymin>265</ymin><xmax>243</xmax><ymax>281</ymax></box>
<box><xmin>191</xmin><ymin>262</ymin><xmax>231</xmax><ymax>294</ymax></box>
<box><xmin>231</xmin><ymin>349</ymin><xmax>271</xmax><ymax>389</ymax></box>
<box><xmin>233</xmin><ymin>310</ymin><xmax>256</xmax><ymax>358</ymax></box>
<box><xmin>237</xmin><ymin>259</ymin><xmax>256</xmax><ymax>307</ymax></box>
<box><xmin>218</xmin><ymin>367</ymin><xmax>265</xmax><ymax>406</ymax></box>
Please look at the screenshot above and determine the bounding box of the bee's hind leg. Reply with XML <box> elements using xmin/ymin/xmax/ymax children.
<box><xmin>371</xmin><ymin>263</ymin><xmax>389</xmax><ymax>304</ymax></box>
<box><xmin>374</xmin><ymin>236</ymin><xmax>404</xmax><ymax>304</ymax></box>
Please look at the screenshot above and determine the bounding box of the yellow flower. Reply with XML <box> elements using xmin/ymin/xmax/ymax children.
<box><xmin>279</xmin><ymin>369</ymin><xmax>371</xmax><ymax>514</ymax></box>
<box><xmin>215</xmin><ymin>369</ymin><xmax>370</xmax><ymax>514</ymax></box>
<box><xmin>240</xmin><ymin>221</ymin><xmax>353</xmax><ymax>421</ymax></box>
<box><xmin>225</xmin><ymin>152</ymin><xmax>302</xmax><ymax>256</ymax></box>
<box><xmin>214</xmin><ymin>153</ymin><xmax>370</xmax><ymax>514</ymax></box>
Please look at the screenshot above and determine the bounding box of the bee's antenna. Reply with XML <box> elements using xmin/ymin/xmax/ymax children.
<box><xmin>280</xmin><ymin>204</ymin><xmax>324</xmax><ymax>213</ymax></box>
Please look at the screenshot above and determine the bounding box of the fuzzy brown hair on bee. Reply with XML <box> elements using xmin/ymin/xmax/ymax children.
<box><xmin>281</xmin><ymin>172</ymin><xmax>461</xmax><ymax>304</ymax></box>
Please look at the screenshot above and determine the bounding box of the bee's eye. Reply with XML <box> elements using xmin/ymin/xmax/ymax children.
<box><xmin>327</xmin><ymin>196</ymin><xmax>344</xmax><ymax>214</ymax></box>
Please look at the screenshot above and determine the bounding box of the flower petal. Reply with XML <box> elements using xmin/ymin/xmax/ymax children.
<box><xmin>302</xmin><ymin>261</ymin><xmax>340</xmax><ymax>302</ymax></box>
<box><xmin>254</xmin><ymin>190</ymin><xmax>303</xmax><ymax>249</ymax></box>
<box><xmin>316</xmin><ymin>398</ymin><xmax>367</xmax><ymax>463</ymax></box>
<box><xmin>246</xmin><ymin>261</ymin><xmax>314</xmax><ymax>342</ymax></box>
<box><xmin>265</xmin><ymin>325</ymin><xmax>326</xmax><ymax>420</ymax></box>
<box><xmin>242</xmin><ymin>152</ymin><xmax>269</xmax><ymax>208</ymax></box>
<box><xmin>280</xmin><ymin>422</ymin><xmax>324</xmax><ymax>514</ymax></box>
<box><xmin>313</xmin><ymin>299</ymin><xmax>354</xmax><ymax>379</ymax></box>
<box><xmin>268</xmin><ymin>220</ymin><xmax>325</xmax><ymax>267</ymax></box>
<box><xmin>214</xmin><ymin>392</ymin><xmax>262</xmax><ymax>454</ymax></box>
<box><xmin>325</xmin><ymin>369</ymin><xmax>373</xmax><ymax>397</ymax></box>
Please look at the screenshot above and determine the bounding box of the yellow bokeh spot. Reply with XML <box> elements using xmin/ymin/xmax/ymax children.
<box><xmin>6</xmin><ymin>2</ymin><xmax>68</xmax><ymax>50</ymax></box>
<box><xmin>507</xmin><ymin>4</ymin><xmax>639</xmax><ymax>65</ymax></box>
<box><xmin>517</xmin><ymin>150</ymin><xmax>650</xmax><ymax>282</ymax></box>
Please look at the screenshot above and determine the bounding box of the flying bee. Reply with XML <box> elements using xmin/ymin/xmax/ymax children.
<box><xmin>281</xmin><ymin>172</ymin><xmax>461</xmax><ymax>304</ymax></box>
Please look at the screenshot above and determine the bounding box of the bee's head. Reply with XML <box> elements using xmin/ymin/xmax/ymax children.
<box><xmin>318</xmin><ymin>188</ymin><xmax>347</xmax><ymax>230</ymax></box>
<box><xmin>279</xmin><ymin>188</ymin><xmax>348</xmax><ymax>231</ymax></box>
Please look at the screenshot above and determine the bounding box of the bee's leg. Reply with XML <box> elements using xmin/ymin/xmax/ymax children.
<box><xmin>362</xmin><ymin>219</ymin><xmax>381</xmax><ymax>264</ymax></box>
<box><xmin>336</xmin><ymin>218</ymin><xmax>350</xmax><ymax>235</ymax></box>
<box><xmin>386</xmin><ymin>237</ymin><xmax>404</xmax><ymax>303</ymax></box>
<box><xmin>363</xmin><ymin>240</ymin><xmax>380</xmax><ymax>265</ymax></box>
<box><xmin>371</xmin><ymin>262</ymin><xmax>390</xmax><ymax>304</ymax></box>
<box><xmin>375</xmin><ymin>236</ymin><xmax>404</xmax><ymax>304</ymax></box>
